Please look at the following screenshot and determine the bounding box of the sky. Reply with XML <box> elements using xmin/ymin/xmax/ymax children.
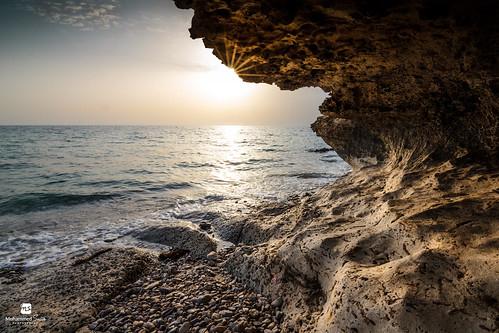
<box><xmin>0</xmin><ymin>0</ymin><xmax>326</xmax><ymax>126</ymax></box>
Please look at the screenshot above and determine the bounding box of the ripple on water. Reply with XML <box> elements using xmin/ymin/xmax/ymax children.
<box><xmin>0</xmin><ymin>126</ymin><xmax>350</xmax><ymax>267</ymax></box>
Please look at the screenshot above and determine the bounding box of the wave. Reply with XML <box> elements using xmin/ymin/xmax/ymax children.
<box><xmin>125</xmin><ymin>169</ymin><xmax>166</xmax><ymax>175</ymax></box>
<box><xmin>173</xmin><ymin>210</ymin><xmax>222</xmax><ymax>222</ymax></box>
<box><xmin>169</xmin><ymin>194</ymin><xmax>226</xmax><ymax>208</ymax></box>
<box><xmin>40</xmin><ymin>172</ymin><xmax>79</xmax><ymax>179</ymax></box>
<box><xmin>294</xmin><ymin>172</ymin><xmax>336</xmax><ymax>179</ymax></box>
<box><xmin>145</xmin><ymin>182</ymin><xmax>192</xmax><ymax>192</ymax></box>
<box><xmin>307</xmin><ymin>148</ymin><xmax>334</xmax><ymax>153</ymax></box>
<box><xmin>175</xmin><ymin>161</ymin><xmax>215</xmax><ymax>168</ymax></box>
<box><xmin>44</xmin><ymin>179</ymin><xmax>68</xmax><ymax>185</ymax></box>
<box><xmin>204</xmin><ymin>194</ymin><xmax>225</xmax><ymax>202</ymax></box>
<box><xmin>320</xmin><ymin>155</ymin><xmax>340</xmax><ymax>163</ymax></box>
<box><xmin>0</xmin><ymin>192</ymin><xmax>120</xmax><ymax>216</ymax></box>
<box><xmin>0</xmin><ymin>162</ymin><xmax>37</xmax><ymax>170</ymax></box>
<box><xmin>259</xmin><ymin>148</ymin><xmax>284</xmax><ymax>152</ymax></box>
<box><xmin>78</xmin><ymin>179</ymin><xmax>192</xmax><ymax>192</ymax></box>
<box><xmin>271</xmin><ymin>172</ymin><xmax>336</xmax><ymax>179</ymax></box>
<box><xmin>79</xmin><ymin>180</ymin><xmax>125</xmax><ymax>187</ymax></box>
<box><xmin>226</xmin><ymin>158</ymin><xmax>278</xmax><ymax>166</ymax></box>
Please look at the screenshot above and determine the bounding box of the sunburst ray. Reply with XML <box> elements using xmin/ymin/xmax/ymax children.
<box><xmin>224</xmin><ymin>38</ymin><xmax>231</xmax><ymax>67</ymax></box>
<box><xmin>238</xmin><ymin>73</ymin><xmax>265</xmax><ymax>77</ymax></box>
<box><xmin>235</xmin><ymin>64</ymin><xmax>259</xmax><ymax>74</ymax></box>
<box><xmin>232</xmin><ymin>50</ymin><xmax>246</xmax><ymax>69</ymax></box>
<box><xmin>230</xmin><ymin>43</ymin><xmax>238</xmax><ymax>68</ymax></box>
<box><xmin>212</xmin><ymin>37</ymin><xmax>265</xmax><ymax>79</ymax></box>
<box><xmin>234</xmin><ymin>56</ymin><xmax>258</xmax><ymax>73</ymax></box>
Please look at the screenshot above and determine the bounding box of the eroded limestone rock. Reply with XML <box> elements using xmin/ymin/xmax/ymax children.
<box><xmin>174</xmin><ymin>1</ymin><xmax>499</xmax><ymax>332</ymax></box>
<box><xmin>225</xmin><ymin>163</ymin><xmax>499</xmax><ymax>332</ymax></box>
<box><xmin>175</xmin><ymin>0</ymin><xmax>498</xmax><ymax>168</ymax></box>
<box><xmin>134</xmin><ymin>223</ymin><xmax>218</xmax><ymax>259</ymax></box>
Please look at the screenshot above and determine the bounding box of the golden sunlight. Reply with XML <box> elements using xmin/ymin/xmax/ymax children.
<box><xmin>220</xmin><ymin>124</ymin><xmax>242</xmax><ymax>141</ymax></box>
<box><xmin>211</xmin><ymin>125</ymin><xmax>245</xmax><ymax>183</ymax></box>
<box><xmin>193</xmin><ymin>66</ymin><xmax>255</xmax><ymax>104</ymax></box>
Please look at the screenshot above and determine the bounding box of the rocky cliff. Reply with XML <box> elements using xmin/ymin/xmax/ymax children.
<box><xmin>174</xmin><ymin>1</ymin><xmax>498</xmax><ymax>332</ymax></box>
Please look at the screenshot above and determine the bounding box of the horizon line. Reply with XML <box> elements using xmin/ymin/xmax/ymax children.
<box><xmin>0</xmin><ymin>123</ymin><xmax>312</xmax><ymax>127</ymax></box>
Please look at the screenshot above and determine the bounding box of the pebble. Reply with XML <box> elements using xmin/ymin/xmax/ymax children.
<box><xmin>219</xmin><ymin>309</ymin><xmax>234</xmax><ymax>317</ymax></box>
<box><xmin>210</xmin><ymin>325</ymin><xmax>227</xmax><ymax>332</ymax></box>
<box><xmin>199</xmin><ymin>222</ymin><xmax>211</xmax><ymax>231</ymax></box>
<box><xmin>192</xmin><ymin>294</ymin><xmax>212</xmax><ymax>304</ymax></box>
<box><xmin>207</xmin><ymin>251</ymin><xmax>218</xmax><ymax>260</ymax></box>
<box><xmin>145</xmin><ymin>281</ymin><xmax>161</xmax><ymax>290</ymax></box>
<box><xmin>143</xmin><ymin>321</ymin><xmax>155</xmax><ymax>330</ymax></box>
<box><xmin>132</xmin><ymin>320</ymin><xmax>143</xmax><ymax>327</ymax></box>
<box><xmin>271</xmin><ymin>297</ymin><xmax>283</xmax><ymax>308</ymax></box>
<box><xmin>179</xmin><ymin>322</ymin><xmax>191</xmax><ymax>333</ymax></box>
<box><xmin>88</xmin><ymin>253</ymin><xmax>281</xmax><ymax>333</ymax></box>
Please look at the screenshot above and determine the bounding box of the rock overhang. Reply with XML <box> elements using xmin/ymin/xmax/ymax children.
<box><xmin>174</xmin><ymin>0</ymin><xmax>498</xmax><ymax>169</ymax></box>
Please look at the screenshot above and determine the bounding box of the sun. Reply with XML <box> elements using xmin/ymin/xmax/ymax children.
<box><xmin>188</xmin><ymin>38</ymin><xmax>263</xmax><ymax>105</ymax></box>
<box><xmin>194</xmin><ymin>65</ymin><xmax>255</xmax><ymax>104</ymax></box>
<box><xmin>204</xmin><ymin>64</ymin><xmax>255</xmax><ymax>102</ymax></box>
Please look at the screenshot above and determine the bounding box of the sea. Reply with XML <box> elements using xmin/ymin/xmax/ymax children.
<box><xmin>0</xmin><ymin>126</ymin><xmax>350</xmax><ymax>268</ymax></box>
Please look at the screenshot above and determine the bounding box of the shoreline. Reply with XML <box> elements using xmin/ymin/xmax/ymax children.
<box><xmin>0</xmin><ymin>176</ymin><xmax>327</xmax><ymax>333</ymax></box>
<box><xmin>1</xmin><ymin>163</ymin><xmax>498</xmax><ymax>332</ymax></box>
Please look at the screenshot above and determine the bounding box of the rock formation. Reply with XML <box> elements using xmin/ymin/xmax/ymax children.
<box><xmin>176</xmin><ymin>0</ymin><xmax>498</xmax><ymax>169</ymax></box>
<box><xmin>135</xmin><ymin>223</ymin><xmax>218</xmax><ymax>259</ymax></box>
<box><xmin>174</xmin><ymin>1</ymin><xmax>499</xmax><ymax>332</ymax></box>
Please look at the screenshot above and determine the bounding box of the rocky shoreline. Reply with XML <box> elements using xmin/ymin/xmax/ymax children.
<box><xmin>1</xmin><ymin>0</ymin><xmax>498</xmax><ymax>332</ymax></box>
<box><xmin>0</xmin><ymin>244</ymin><xmax>284</xmax><ymax>333</ymax></box>
<box><xmin>1</xmin><ymin>164</ymin><xmax>497</xmax><ymax>333</ymax></box>
<box><xmin>85</xmin><ymin>251</ymin><xmax>282</xmax><ymax>333</ymax></box>
<box><xmin>169</xmin><ymin>0</ymin><xmax>498</xmax><ymax>332</ymax></box>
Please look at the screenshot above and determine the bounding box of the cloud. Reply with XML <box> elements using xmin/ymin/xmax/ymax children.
<box><xmin>19</xmin><ymin>0</ymin><xmax>186</xmax><ymax>34</ymax></box>
<box><xmin>21</xmin><ymin>0</ymin><xmax>121</xmax><ymax>30</ymax></box>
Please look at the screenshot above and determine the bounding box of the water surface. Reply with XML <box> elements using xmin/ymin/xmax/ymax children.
<box><xmin>0</xmin><ymin>126</ymin><xmax>350</xmax><ymax>267</ymax></box>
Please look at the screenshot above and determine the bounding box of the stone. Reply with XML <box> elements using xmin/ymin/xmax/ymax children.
<box><xmin>145</xmin><ymin>281</ymin><xmax>161</xmax><ymax>290</ymax></box>
<box><xmin>206</xmin><ymin>251</ymin><xmax>218</xmax><ymax>260</ymax></box>
<box><xmin>192</xmin><ymin>294</ymin><xmax>212</xmax><ymax>305</ymax></box>
<box><xmin>143</xmin><ymin>322</ymin><xmax>155</xmax><ymax>330</ymax></box>
<box><xmin>270</xmin><ymin>297</ymin><xmax>282</xmax><ymax>308</ymax></box>
<box><xmin>210</xmin><ymin>325</ymin><xmax>227</xmax><ymax>333</ymax></box>
<box><xmin>248</xmin><ymin>309</ymin><xmax>259</xmax><ymax>318</ymax></box>
<box><xmin>199</xmin><ymin>222</ymin><xmax>212</xmax><ymax>231</ymax></box>
<box><xmin>158</xmin><ymin>248</ymin><xmax>190</xmax><ymax>261</ymax></box>
<box><xmin>179</xmin><ymin>322</ymin><xmax>191</xmax><ymax>333</ymax></box>
<box><xmin>218</xmin><ymin>310</ymin><xmax>233</xmax><ymax>317</ymax></box>
<box><xmin>136</xmin><ymin>224</ymin><xmax>217</xmax><ymax>259</ymax></box>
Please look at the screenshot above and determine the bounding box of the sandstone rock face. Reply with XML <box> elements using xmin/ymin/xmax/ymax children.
<box><xmin>225</xmin><ymin>164</ymin><xmax>498</xmax><ymax>332</ymax></box>
<box><xmin>174</xmin><ymin>1</ymin><xmax>498</xmax><ymax>332</ymax></box>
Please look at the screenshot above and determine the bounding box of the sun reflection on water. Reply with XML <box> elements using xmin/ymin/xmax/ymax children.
<box><xmin>211</xmin><ymin>125</ymin><xmax>245</xmax><ymax>184</ymax></box>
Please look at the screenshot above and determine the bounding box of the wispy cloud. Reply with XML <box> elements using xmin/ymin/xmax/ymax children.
<box><xmin>21</xmin><ymin>0</ymin><xmax>121</xmax><ymax>30</ymax></box>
